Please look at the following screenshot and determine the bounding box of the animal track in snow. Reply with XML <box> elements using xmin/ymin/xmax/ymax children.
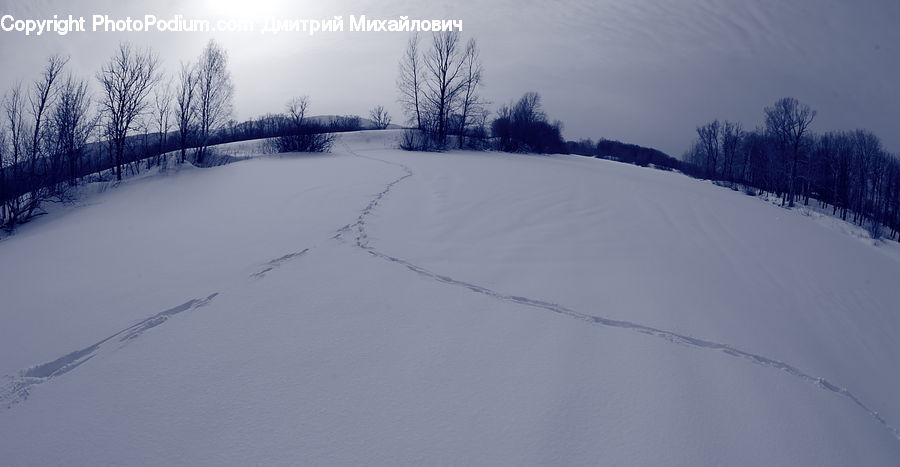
<box><xmin>336</xmin><ymin>138</ymin><xmax>900</xmax><ymax>442</ymax></box>
<box><xmin>251</xmin><ymin>248</ymin><xmax>310</xmax><ymax>278</ymax></box>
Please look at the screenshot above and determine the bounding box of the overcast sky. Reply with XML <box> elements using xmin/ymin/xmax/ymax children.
<box><xmin>1</xmin><ymin>0</ymin><xmax>898</xmax><ymax>156</ymax></box>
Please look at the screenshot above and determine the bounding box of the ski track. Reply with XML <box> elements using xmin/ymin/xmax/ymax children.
<box><xmin>0</xmin><ymin>293</ymin><xmax>218</xmax><ymax>410</ymax></box>
<box><xmin>336</xmin><ymin>139</ymin><xmax>900</xmax><ymax>442</ymax></box>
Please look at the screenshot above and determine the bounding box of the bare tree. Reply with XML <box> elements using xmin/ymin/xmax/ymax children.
<box><xmin>175</xmin><ymin>61</ymin><xmax>196</xmax><ymax>164</ymax></box>
<box><xmin>52</xmin><ymin>74</ymin><xmax>94</xmax><ymax>187</ymax></box>
<box><xmin>287</xmin><ymin>96</ymin><xmax>309</xmax><ymax>129</ymax></box>
<box><xmin>29</xmin><ymin>55</ymin><xmax>68</xmax><ymax>162</ymax></box>
<box><xmin>696</xmin><ymin>120</ymin><xmax>721</xmax><ymax>179</ymax></box>
<box><xmin>849</xmin><ymin>130</ymin><xmax>880</xmax><ymax>223</ymax></box>
<box><xmin>96</xmin><ymin>42</ymin><xmax>160</xmax><ymax>181</ymax></box>
<box><xmin>423</xmin><ymin>31</ymin><xmax>467</xmax><ymax>145</ymax></box>
<box><xmin>765</xmin><ymin>97</ymin><xmax>816</xmax><ymax>207</ymax></box>
<box><xmin>135</xmin><ymin>117</ymin><xmax>152</xmax><ymax>174</ymax></box>
<box><xmin>720</xmin><ymin>121</ymin><xmax>743</xmax><ymax>182</ymax></box>
<box><xmin>396</xmin><ymin>31</ymin><xmax>485</xmax><ymax>150</ymax></box>
<box><xmin>456</xmin><ymin>38</ymin><xmax>483</xmax><ymax>148</ymax></box>
<box><xmin>24</xmin><ymin>55</ymin><xmax>68</xmax><ymax>214</ymax></box>
<box><xmin>397</xmin><ymin>33</ymin><xmax>423</xmax><ymax>129</ymax></box>
<box><xmin>194</xmin><ymin>39</ymin><xmax>233</xmax><ymax>164</ymax></box>
<box><xmin>3</xmin><ymin>84</ymin><xmax>27</xmax><ymax>226</ymax></box>
<box><xmin>369</xmin><ymin>105</ymin><xmax>391</xmax><ymax>129</ymax></box>
<box><xmin>153</xmin><ymin>76</ymin><xmax>173</xmax><ymax>168</ymax></box>
<box><xmin>0</xmin><ymin>125</ymin><xmax>5</xmax><ymax>225</ymax></box>
<box><xmin>276</xmin><ymin>96</ymin><xmax>333</xmax><ymax>153</ymax></box>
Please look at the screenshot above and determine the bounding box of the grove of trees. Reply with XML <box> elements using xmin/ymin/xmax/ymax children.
<box><xmin>1</xmin><ymin>54</ymin><xmax>94</xmax><ymax>228</ymax></box>
<box><xmin>685</xmin><ymin>97</ymin><xmax>900</xmax><ymax>240</ymax></box>
<box><xmin>566</xmin><ymin>138</ymin><xmax>681</xmax><ymax>170</ymax></box>
<box><xmin>491</xmin><ymin>92</ymin><xmax>566</xmax><ymax>154</ymax></box>
<box><xmin>397</xmin><ymin>32</ymin><xmax>566</xmax><ymax>154</ymax></box>
<box><xmin>0</xmin><ymin>39</ymin><xmax>345</xmax><ymax>231</ymax></box>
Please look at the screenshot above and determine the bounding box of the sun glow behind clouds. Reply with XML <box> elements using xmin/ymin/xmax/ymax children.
<box><xmin>205</xmin><ymin>0</ymin><xmax>288</xmax><ymax>19</ymax></box>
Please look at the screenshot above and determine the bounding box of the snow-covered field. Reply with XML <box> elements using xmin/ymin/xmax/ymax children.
<box><xmin>1</xmin><ymin>130</ymin><xmax>899</xmax><ymax>465</ymax></box>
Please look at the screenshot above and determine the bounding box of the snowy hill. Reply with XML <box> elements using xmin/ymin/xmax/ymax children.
<box><xmin>1</xmin><ymin>130</ymin><xmax>899</xmax><ymax>465</ymax></box>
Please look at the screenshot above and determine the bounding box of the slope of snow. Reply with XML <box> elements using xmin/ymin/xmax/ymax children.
<box><xmin>1</xmin><ymin>130</ymin><xmax>899</xmax><ymax>465</ymax></box>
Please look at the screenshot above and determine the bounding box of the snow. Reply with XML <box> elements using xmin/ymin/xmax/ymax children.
<box><xmin>1</xmin><ymin>130</ymin><xmax>899</xmax><ymax>465</ymax></box>
<box><xmin>209</xmin><ymin>137</ymin><xmax>277</xmax><ymax>158</ymax></box>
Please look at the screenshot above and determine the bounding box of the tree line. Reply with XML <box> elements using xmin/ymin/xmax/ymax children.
<box><xmin>395</xmin><ymin>37</ymin><xmax>899</xmax><ymax>242</ymax></box>
<box><xmin>0</xmin><ymin>40</ymin><xmax>366</xmax><ymax>231</ymax></box>
<box><xmin>0</xmin><ymin>40</ymin><xmax>232</xmax><ymax>229</ymax></box>
<box><xmin>684</xmin><ymin>97</ymin><xmax>900</xmax><ymax>240</ymax></box>
<box><xmin>6</xmin><ymin>35</ymin><xmax>894</xmax><ymax>243</ymax></box>
<box><xmin>566</xmin><ymin>138</ymin><xmax>681</xmax><ymax>170</ymax></box>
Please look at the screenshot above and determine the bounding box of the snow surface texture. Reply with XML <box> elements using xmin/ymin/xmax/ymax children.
<box><xmin>1</xmin><ymin>130</ymin><xmax>899</xmax><ymax>465</ymax></box>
